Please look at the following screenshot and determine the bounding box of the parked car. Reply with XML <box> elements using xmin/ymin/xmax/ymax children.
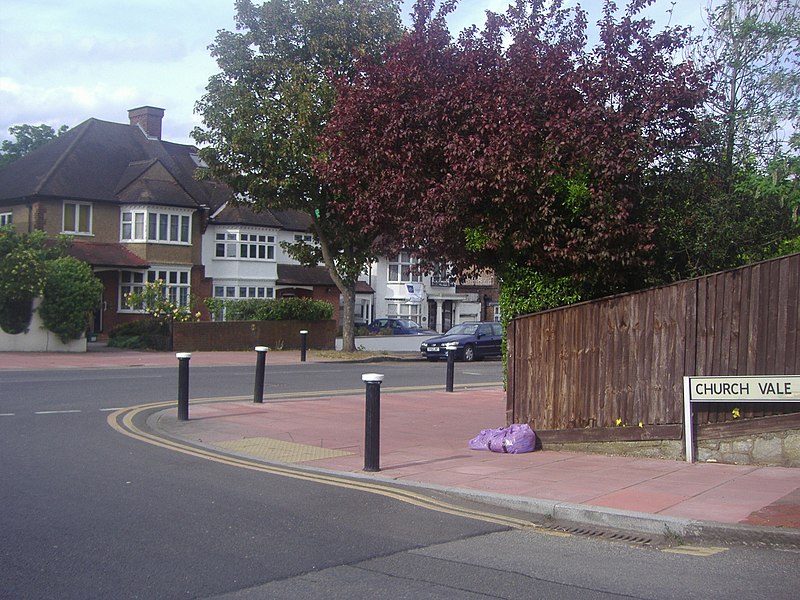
<box><xmin>420</xmin><ymin>321</ymin><xmax>504</xmax><ymax>361</ymax></box>
<box><xmin>367</xmin><ymin>318</ymin><xmax>436</xmax><ymax>335</ymax></box>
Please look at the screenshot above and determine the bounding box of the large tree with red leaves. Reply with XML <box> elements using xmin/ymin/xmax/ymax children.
<box><xmin>318</xmin><ymin>0</ymin><xmax>710</xmax><ymax>299</ymax></box>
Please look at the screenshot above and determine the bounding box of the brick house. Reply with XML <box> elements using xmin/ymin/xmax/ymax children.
<box><xmin>0</xmin><ymin>106</ymin><xmax>346</xmax><ymax>338</ymax></box>
<box><xmin>0</xmin><ymin>106</ymin><xmax>497</xmax><ymax>341</ymax></box>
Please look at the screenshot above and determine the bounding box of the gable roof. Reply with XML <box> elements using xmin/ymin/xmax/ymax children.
<box><xmin>210</xmin><ymin>202</ymin><xmax>313</xmax><ymax>232</ymax></box>
<box><xmin>0</xmin><ymin>117</ymin><xmax>228</xmax><ymax>211</ymax></box>
<box><xmin>277</xmin><ymin>264</ymin><xmax>374</xmax><ymax>293</ymax></box>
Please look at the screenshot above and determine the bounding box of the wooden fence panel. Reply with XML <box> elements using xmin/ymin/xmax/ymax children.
<box><xmin>507</xmin><ymin>253</ymin><xmax>800</xmax><ymax>436</ymax></box>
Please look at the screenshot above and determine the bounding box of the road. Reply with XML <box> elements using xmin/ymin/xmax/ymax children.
<box><xmin>1</xmin><ymin>361</ymin><xmax>799</xmax><ymax>599</ymax></box>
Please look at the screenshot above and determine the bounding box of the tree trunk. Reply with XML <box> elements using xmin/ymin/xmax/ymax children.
<box><xmin>340</xmin><ymin>286</ymin><xmax>357</xmax><ymax>353</ymax></box>
<box><xmin>314</xmin><ymin>226</ymin><xmax>359</xmax><ymax>353</ymax></box>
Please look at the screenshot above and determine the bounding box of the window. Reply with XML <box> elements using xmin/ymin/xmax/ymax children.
<box><xmin>388</xmin><ymin>252</ymin><xmax>421</xmax><ymax>283</ymax></box>
<box><xmin>121</xmin><ymin>207</ymin><xmax>191</xmax><ymax>243</ymax></box>
<box><xmin>430</xmin><ymin>264</ymin><xmax>455</xmax><ymax>287</ymax></box>
<box><xmin>119</xmin><ymin>271</ymin><xmax>145</xmax><ymax>310</ymax></box>
<box><xmin>387</xmin><ymin>302</ymin><xmax>421</xmax><ymax>324</ymax></box>
<box><xmin>294</xmin><ymin>233</ymin><xmax>314</xmax><ymax>243</ymax></box>
<box><xmin>120</xmin><ymin>268</ymin><xmax>192</xmax><ymax>311</ymax></box>
<box><xmin>214</xmin><ymin>231</ymin><xmax>275</xmax><ymax>260</ymax></box>
<box><xmin>148</xmin><ymin>269</ymin><xmax>191</xmax><ymax>306</ymax></box>
<box><xmin>63</xmin><ymin>202</ymin><xmax>92</xmax><ymax>235</ymax></box>
<box><xmin>213</xmin><ymin>284</ymin><xmax>275</xmax><ymax>299</ymax></box>
<box><xmin>0</xmin><ymin>212</ymin><xmax>11</xmax><ymax>226</ymax></box>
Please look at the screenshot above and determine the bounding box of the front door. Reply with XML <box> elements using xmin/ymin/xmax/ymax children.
<box><xmin>442</xmin><ymin>300</ymin><xmax>453</xmax><ymax>332</ymax></box>
<box><xmin>427</xmin><ymin>299</ymin><xmax>437</xmax><ymax>331</ymax></box>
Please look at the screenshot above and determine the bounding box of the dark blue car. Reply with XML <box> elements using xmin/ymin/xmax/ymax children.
<box><xmin>420</xmin><ymin>321</ymin><xmax>504</xmax><ymax>362</ymax></box>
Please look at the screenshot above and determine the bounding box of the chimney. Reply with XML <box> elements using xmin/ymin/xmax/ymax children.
<box><xmin>128</xmin><ymin>106</ymin><xmax>165</xmax><ymax>140</ymax></box>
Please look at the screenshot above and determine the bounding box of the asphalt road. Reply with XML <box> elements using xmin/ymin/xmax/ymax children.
<box><xmin>2</xmin><ymin>362</ymin><xmax>799</xmax><ymax>599</ymax></box>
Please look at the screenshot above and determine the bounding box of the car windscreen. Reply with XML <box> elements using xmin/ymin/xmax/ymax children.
<box><xmin>445</xmin><ymin>324</ymin><xmax>478</xmax><ymax>335</ymax></box>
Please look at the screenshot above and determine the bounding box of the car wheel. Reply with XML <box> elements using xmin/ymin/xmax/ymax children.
<box><xmin>462</xmin><ymin>344</ymin><xmax>475</xmax><ymax>362</ymax></box>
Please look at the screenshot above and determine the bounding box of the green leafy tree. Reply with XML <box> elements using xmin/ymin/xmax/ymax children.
<box><xmin>645</xmin><ymin>0</ymin><xmax>800</xmax><ymax>281</ymax></box>
<box><xmin>192</xmin><ymin>0</ymin><xmax>403</xmax><ymax>352</ymax></box>
<box><xmin>0</xmin><ymin>230</ymin><xmax>61</xmax><ymax>334</ymax></box>
<box><xmin>39</xmin><ymin>257</ymin><xmax>103</xmax><ymax>343</ymax></box>
<box><xmin>699</xmin><ymin>0</ymin><xmax>800</xmax><ymax>180</ymax></box>
<box><xmin>1</xmin><ymin>228</ymin><xmax>104</xmax><ymax>345</ymax></box>
<box><xmin>0</xmin><ymin>124</ymin><xmax>69</xmax><ymax>168</ymax></box>
<box><xmin>644</xmin><ymin>153</ymin><xmax>800</xmax><ymax>281</ymax></box>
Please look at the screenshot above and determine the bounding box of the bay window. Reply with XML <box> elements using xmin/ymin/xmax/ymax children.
<box><xmin>121</xmin><ymin>207</ymin><xmax>191</xmax><ymax>243</ymax></box>
<box><xmin>214</xmin><ymin>231</ymin><xmax>276</xmax><ymax>260</ymax></box>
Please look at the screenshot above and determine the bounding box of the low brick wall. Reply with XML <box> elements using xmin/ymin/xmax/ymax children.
<box><xmin>173</xmin><ymin>320</ymin><xmax>336</xmax><ymax>352</ymax></box>
<box><xmin>539</xmin><ymin>430</ymin><xmax>800</xmax><ymax>467</ymax></box>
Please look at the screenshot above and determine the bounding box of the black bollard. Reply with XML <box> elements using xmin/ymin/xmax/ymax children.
<box><xmin>362</xmin><ymin>373</ymin><xmax>384</xmax><ymax>472</ymax></box>
<box><xmin>445</xmin><ymin>348</ymin><xmax>455</xmax><ymax>392</ymax></box>
<box><xmin>299</xmin><ymin>329</ymin><xmax>308</xmax><ymax>362</ymax></box>
<box><xmin>253</xmin><ymin>346</ymin><xmax>268</xmax><ymax>403</ymax></box>
<box><xmin>176</xmin><ymin>352</ymin><xmax>192</xmax><ymax>420</ymax></box>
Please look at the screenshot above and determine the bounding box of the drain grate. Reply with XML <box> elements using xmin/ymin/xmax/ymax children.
<box><xmin>542</xmin><ymin>523</ymin><xmax>654</xmax><ymax>546</ymax></box>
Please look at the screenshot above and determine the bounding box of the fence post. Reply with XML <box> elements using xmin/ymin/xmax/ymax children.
<box><xmin>445</xmin><ymin>348</ymin><xmax>455</xmax><ymax>392</ymax></box>
<box><xmin>362</xmin><ymin>373</ymin><xmax>384</xmax><ymax>472</ymax></box>
<box><xmin>299</xmin><ymin>329</ymin><xmax>308</xmax><ymax>362</ymax></box>
<box><xmin>176</xmin><ymin>352</ymin><xmax>192</xmax><ymax>421</ymax></box>
<box><xmin>253</xmin><ymin>346</ymin><xmax>268</xmax><ymax>404</ymax></box>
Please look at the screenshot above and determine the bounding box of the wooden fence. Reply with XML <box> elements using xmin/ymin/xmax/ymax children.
<box><xmin>506</xmin><ymin>253</ymin><xmax>800</xmax><ymax>441</ymax></box>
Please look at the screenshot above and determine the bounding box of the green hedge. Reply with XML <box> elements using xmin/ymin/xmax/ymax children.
<box><xmin>212</xmin><ymin>297</ymin><xmax>334</xmax><ymax>321</ymax></box>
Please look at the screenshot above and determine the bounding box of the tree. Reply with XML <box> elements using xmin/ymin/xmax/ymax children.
<box><xmin>0</xmin><ymin>229</ymin><xmax>97</xmax><ymax>341</ymax></box>
<box><xmin>39</xmin><ymin>257</ymin><xmax>103</xmax><ymax>343</ymax></box>
<box><xmin>192</xmin><ymin>0</ymin><xmax>403</xmax><ymax>352</ymax></box>
<box><xmin>318</xmin><ymin>0</ymin><xmax>709</xmax><ymax>303</ymax></box>
<box><xmin>642</xmin><ymin>0</ymin><xmax>800</xmax><ymax>282</ymax></box>
<box><xmin>699</xmin><ymin>0</ymin><xmax>800</xmax><ymax>180</ymax></box>
<box><xmin>0</xmin><ymin>124</ymin><xmax>69</xmax><ymax>168</ymax></box>
<box><xmin>643</xmin><ymin>147</ymin><xmax>800</xmax><ymax>282</ymax></box>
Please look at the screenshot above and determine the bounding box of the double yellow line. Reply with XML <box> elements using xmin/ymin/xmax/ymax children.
<box><xmin>108</xmin><ymin>399</ymin><xmax>538</xmax><ymax>530</ymax></box>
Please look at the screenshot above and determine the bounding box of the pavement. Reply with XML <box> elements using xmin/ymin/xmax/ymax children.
<box><xmin>4</xmin><ymin>344</ymin><xmax>800</xmax><ymax>548</ymax></box>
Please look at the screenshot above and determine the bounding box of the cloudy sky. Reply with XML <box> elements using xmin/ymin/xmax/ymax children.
<box><xmin>1</xmin><ymin>0</ymin><xmax>704</xmax><ymax>146</ymax></box>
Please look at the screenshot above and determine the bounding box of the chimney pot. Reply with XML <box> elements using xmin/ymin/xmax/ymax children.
<box><xmin>128</xmin><ymin>106</ymin><xmax>165</xmax><ymax>140</ymax></box>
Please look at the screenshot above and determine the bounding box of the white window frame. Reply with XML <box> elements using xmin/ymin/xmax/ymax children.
<box><xmin>119</xmin><ymin>270</ymin><xmax>146</xmax><ymax>311</ymax></box>
<box><xmin>62</xmin><ymin>201</ymin><xmax>92</xmax><ymax>235</ymax></box>
<box><xmin>388</xmin><ymin>251</ymin><xmax>422</xmax><ymax>283</ymax></box>
<box><xmin>214</xmin><ymin>230</ymin><xmax>276</xmax><ymax>261</ymax></box>
<box><xmin>120</xmin><ymin>206</ymin><xmax>192</xmax><ymax>244</ymax></box>
<box><xmin>119</xmin><ymin>268</ymin><xmax>192</xmax><ymax>312</ymax></box>
<box><xmin>147</xmin><ymin>268</ymin><xmax>191</xmax><ymax>306</ymax></box>
<box><xmin>0</xmin><ymin>211</ymin><xmax>12</xmax><ymax>226</ymax></box>
<box><xmin>213</xmin><ymin>283</ymin><xmax>275</xmax><ymax>300</ymax></box>
<box><xmin>387</xmin><ymin>302</ymin><xmax>422</xmax><ymax>323</ymax></box>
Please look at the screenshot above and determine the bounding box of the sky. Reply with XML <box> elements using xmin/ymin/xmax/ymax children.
<box><xmin>0</xmin><ymin>0</ymin><xmax>705</xmax><ymax>147</ymax></box>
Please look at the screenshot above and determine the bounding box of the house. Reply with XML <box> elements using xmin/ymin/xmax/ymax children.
<box><xmin>362</xmin><ymin>253</ymin><xmax>500</xmax><ymax>332</ymax></box>
<box><xmin>202</xmin><ymin>201</ymin><xmax>375</xmax><ymax>321</ymax></box>
<box><xmin>0</xmin><ymin>106</ymin><xmax>340</xmax><ymax>337</ymax></box>
<box><xmin>0</xmin><ymin>105</ymin><xmax>497</xmax><ymax>341</ymax></box>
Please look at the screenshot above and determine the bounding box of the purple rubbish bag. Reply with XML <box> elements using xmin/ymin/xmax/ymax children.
<box><xmin>469</xmin><ymin>424</ymin><xmax>536</xmax><ymax>454</ymax></box>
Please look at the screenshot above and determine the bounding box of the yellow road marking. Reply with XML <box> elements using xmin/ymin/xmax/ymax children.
<box><xmin>663</xmin><ymin>545</ymin><xmax>729</xmax><ymax>557</ymax></box>
<box><xmin>107</xmin><ymin>399</ymin><xmax>535</xmax><ymax>530</ymax></box>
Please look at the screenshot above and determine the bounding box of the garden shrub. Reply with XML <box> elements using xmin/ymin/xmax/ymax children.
<box><xmin>108</xmin><ymin>319</ymin><xmax>171</xmax><ymax>350</ymax></box>
<box><xmin>39</xmin><ymin>257</ymin><xmax>103</xmax><ymax>342</ymax></box>
<box><xmin>218</xmin><ymin>297</ymin><xmax>334</xmax><ymax>321</ymax></box>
